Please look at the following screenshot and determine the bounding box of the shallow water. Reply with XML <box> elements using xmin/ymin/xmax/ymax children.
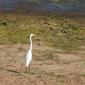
<box><xmin>0</xmin><ymin>0</ymin><xmax>84</xmax><ymax>12</ymax></box>
<box><xmin>0</xmin><ymin>0</ymin><xmax>17</xmax><ymax>11</ymax></box>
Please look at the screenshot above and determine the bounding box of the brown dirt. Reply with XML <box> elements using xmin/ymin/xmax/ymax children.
<box><xmin>0</xmin><ymin>44</ymin><xmax>85</xmax><ymax>85</ymax></box>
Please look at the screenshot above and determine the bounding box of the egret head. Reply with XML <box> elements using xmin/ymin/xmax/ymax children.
<box><xmin>30</xmin><ymin>34</ymin><xmax>35</xmax><ymax>37</ymax></box>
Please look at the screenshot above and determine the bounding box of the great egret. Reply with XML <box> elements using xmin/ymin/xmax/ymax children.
<box><xmin>25</xmin><ymin>34</ymin><xmax>35</xmax><ymax>73</ymax></box>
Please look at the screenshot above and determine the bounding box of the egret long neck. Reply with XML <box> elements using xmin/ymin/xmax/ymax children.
<box><xmin>30</xmin><ymin>36</ymin><xmax>32</xmax><ymax>50</ymax></box>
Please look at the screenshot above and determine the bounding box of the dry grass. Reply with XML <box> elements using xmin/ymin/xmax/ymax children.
<box><xmin>0</xmin><ymin>44</ymin><xmax>85</xmax><ymax>85</ymax></box>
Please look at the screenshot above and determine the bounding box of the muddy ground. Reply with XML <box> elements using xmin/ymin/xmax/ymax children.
<box><xmin>0</xmin><ymin>44</ymin><xmax>85</xmax><ymax>85</ymax></box>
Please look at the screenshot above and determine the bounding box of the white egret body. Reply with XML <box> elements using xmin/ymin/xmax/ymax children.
<box><xmin>25</xmin><ymin>34</ymin><xmax>35</xmax><ymax>73</ymax></box>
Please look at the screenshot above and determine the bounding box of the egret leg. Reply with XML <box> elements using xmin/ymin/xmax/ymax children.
<box><xmin>21</xmin><ymin>63</ymin><xmax>24</xmax><ymax>72</ymax></box>
<box><xmin>29</xmin><ymin>64</ymin><xmax>31</xmax><ymax>73</ymax></box>
<box><xmin>25</xmin><ymin>67</ymin><xmax>28</xmax><ymax>73</ymax></box>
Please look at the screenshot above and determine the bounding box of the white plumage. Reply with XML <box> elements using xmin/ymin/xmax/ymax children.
<box><xmin>25</xmin><ymin>34</ymin><xmax>35</xmax><ymax>73</ymax></box>
<box><xmin>26</xmin><ymin>49</ymin><xmax>32</xmax><ymax>67</ymax></box>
